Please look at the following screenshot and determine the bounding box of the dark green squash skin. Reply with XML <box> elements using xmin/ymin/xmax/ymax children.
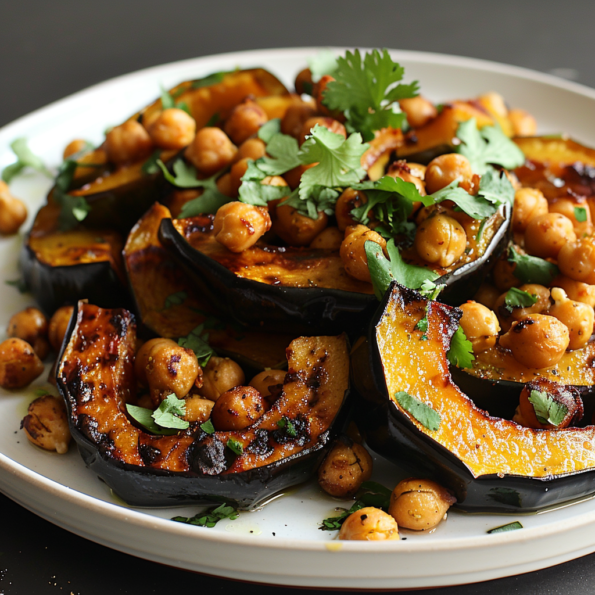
<box><xmin>56</xmin><ymin>305</ymin><xmax>352</xmax><ymax>509</ymax></box>
<box><xmin>157</xmin><ymin>205</ymin><xmax>510</xmax><ymax>337</ymax></box>
<box><xmin>353</xmin><ymin>282</ymin><xmax>595</xmax><ymax>513</ymax></box>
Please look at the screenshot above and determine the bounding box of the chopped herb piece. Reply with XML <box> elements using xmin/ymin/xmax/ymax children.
<box><xmin>394</xmin><ymin>391</ymin><xmax>441</xmax><ymax>431</ymax></box>
<box><xmin>176</xmin><ymin>101</ymin><xmax>191</xmax><ymax>116</ymax></box>
<box><xmin>172</xmin><ymin>502</ymin><xmax>239</xmax><ymax>528</ymax></box>
<box><xmin>276</xmin><ymin>416</ymin><xmax>298</xmax><ymax>438</ymax></box>
<box><xmin>141</xmin><ymin>150</ymin><xmax>162</xmax><ymax>175</ymax></box>
<box><xmin>418</xmin><ymin>279</ymin><xmax>445</xmax><ymax>301</ymax></box>
<box><xmin>163</xmin><ymin>291</ymin><xmax>188</xmax><ymax>310</ymax></box>
<box><xmin>178</xmin><ymin>324</ymin><xmax>215</xmax><ymax>367</ymax></box>
<box><xmin>239</xmin><ymin>178</ymin><xmax>292</xmax><ymax>206</ymax></box>
<box><xmin>447</xmin><ymin>326</ymin><xmax>475</xmax><ymax>369</ymax></box>
<box><xmin>157</xmin><ymin>158</ymin><xmax>203</xmax><ymax>188</ymax></box>
<box><xmin>308</xmin><ymin>50</ymin><xmax>338</xmax><ymax>82</ymax></box>
<box><xmin>160</xmin><ymin>84</ymin><xmax>175</xmax><ymax>109</ymax></box>
<box><xmin>191</xmin><ymin>71</ymin><xmax>228</xmax><ymax>89</ymax></box>
<box><xmin>258</xmin><ymin>132</ymin><xmax>301</xmax><ymax>177</ymax></box>
<box><xmin>508</xmin><ymin>246</ymin><xmax>559</xmax><ymax>285</ymax></box>
<box><xmin>226</xmin><ymin>438</ymin><xmax>244</xmax><ymax>455</ymax></box>
<box><xmin>2</xmin><ymin>137</ymin><xmax>53</xmax><ymax>183</ymax></box>
<box><xmin>528</xmin><ymin>389</ymin><xmax>568</xmax><ymax>426</ymax></box>
<box><xmin>125</xmin><ymin>404</ymin><xmax>178</xmax><ymax>435</ymax></box>
<box><xmin>574</xmin><ymin>206</ymin><xmax>588</xmax><ymax>222</ymax></box>
<box><xmin>205</xmin><ymin>112</ymin><xmax>220</xmax><ymax>127</ymax></box>
<box><xmin>415</xmin><ymin>317</ymin><xmax>428</xmax><ymax>333</ymax></box>
<box><xmin>200</xmin><ymin>419</ymin><xmax>215</xmax><ymax>435</ymax></box>
<box><xmin>5</xmin><ymin>278</ymin><xmax>28</xmax><ymax>293</ymax></box>
<box><xmin>152</xmin><ymin>394</ymin><xmax>190</xmax><ymax>430</ymax></box>
<box><xmin>322</xmin><ymin>49</ymin><xmax>418</xmax><ymax>141</ymax></box>
<box><xmin>280</xmin><ymin>186</ymin><xmax>340</xmax><ymax>219</ymax></box>
<box><xmin>504</xmin><ymin>287</ymin><xmax>538</xmax><ymax>312</ymax></box>
<box><xmin>487</xmin><ymin>521</ymin><xmax>523</xmax><ymax>534</ymax></box>
<box><xmin>456</xmin><ymin>119</ymin><xmax>525</xmax><ymax>174</ymax></box>
<box><xmin>257</xmin><ymin>118</ymin><xmax>282</xmax><ymax>144</ymax></box>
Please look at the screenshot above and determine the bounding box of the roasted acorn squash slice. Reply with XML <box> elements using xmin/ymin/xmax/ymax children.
<box><xmin>56</xmin><ymin>302</ymin><xmax>350</xmax><ymax>508</ymax></box>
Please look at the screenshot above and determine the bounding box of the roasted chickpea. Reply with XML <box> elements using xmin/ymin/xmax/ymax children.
<box><xmin>249</xmin><ymin>369</ymin><xmax>286</xmax><ymax>401</ymax></box>
<box><xmin>21</xmin><ymin>394</ymin><xmax>71</xmax><ymax>454</ymax></box>
<box><xmin>425</xmin><ymin>154</ymin><xmax>473</xmax><ymax>194</ymax></box>
<box><xmin>492</xmin><ymin>256</ymin><xmax>521</xmax><ymax>292</ymax></box>
<box><xmin>48</xmin><ymin>306</ymin><xmax>75</xmax><ymax>352</ymax></box>
<box><xmin>558</xmin><ymin>238</ymin><xmax>595</xmax><ymax>285</ymax></box>
<box><xmin>147</xmin><ymin>108</ymin><xmax>196</xmax><ymax>150</ymax></box>
<box><xmin>478</xmin><ymin>91</ymin><xmax>508</xmax><ymax>119</ymax></box>
<box><xmin>274</xmin><ymin>205</ymin><xmax>328</xmax><ymax>246</ymax></box>
<box><xmin>335</xmin><ymin>188</ymin><xmax>367</xmax><ymax>232</ymax></box>
<box><xmin>339</xmin><ymin>507</ymin><xmax>400</xmax><ymax>541</ymax></box>
<box><xmin>294</xmin><ymin>68</ymin><xmax>314</xmax><ymax>95</ymax></box>
<box><xmin>184</xmin><ymin>394</ymin><xmax>215</xmax><ymax>423</ymax></box>
<box><xmin>236</xmin><ymin>138</ymin><xmax>266</xmax><ymax>161</ymax></box>
<box><xmin>551</xmin><ymin>275</ymin><xmax>595</xmax><ymax>308</ymax></box>
<box><xmin>280</xmin><ymin>103</ymin><xmax>317</xmax><ymax>139</ymax></box>
<box><xmin>185</xmin><ymin>127</ymin><xmax>238</xmax><ymax>176</ymax></box>
<box><xmin>399</xmin><ymin>96</ymin><xmax>437</xmax><ymax>128</ymax></box>
<box><xmin>499</xmin><ymin>314</ymin><xmax>570</xmax><ymax>369</ymax></box>
<box><xmin>216</xmin><ymin>173</ymin><xmax>234</xmax><ymax>198</ymax></box>
<box><xmin>62</xmin><ymin>139</ymin><xmax>88</xmax><ymax>160</ymax></box>
<box><xmin>198</xmin><ymin>356</ymin><xmax>245</xmax><ymax>401</ymax></box>
<box><xmin>7</xmin><ymin>307</ymin><xmax>50</xmax><ymax>360</ymax></box>
<box><xmin>508</xmin><ymin>109</ymin><xmax>537</xmax><ymax>136</ymax></box>
<box><xmin>105</xmin><ymin>120</ymin><xmax>153</xmax><ymax>164</ymax></box>
<box><xmin>458</xmin><ymin>301</ymin><xmax>500</xmax><ymax>353</ymax></box>
<box><xmin>549</xmin><ymin>199</ymin><xmax>592</xmax><ymax>237</ymax></box>
<box><xmin>512</xmin><ymin>188</ymin><xmax>549</xmax><ymax>233</ymax></box>
<box><xmin>473</xmin><ymin>283</ymin><xmax>500</xmax><ymax>310</ymax></box>
<box><xmin>524</xmin><ymin>213</ymin><xmax>576</xmax><ymax>259</ymax></box>
<box><xmin>388</xmin><ymin>478</ymin><xmax>456</xmax><ymax>531</ymax></box>
<box><xmin>228</xmin><ymin>158</ymin><xmax>251</xmax><ymax>196</ymax></box>
<box><xmin>210</xmin><ymin>386</ymin><xmax>266</xmax><ymax>431</ymax></box>
<box><xmin>389</xmin><ymin>167</ymin><xmax>426</xmax><ymax>196</ymax></box>
<box><xmin>414</xmin><ymin>213</ymin><xmax>467</xmax><ymax>268</ymax></box>
<box><xmin>310</xmin><ymin>226</ymin><xmax>343</xmax><ymax>250</ymax></box>
<box><xmin>317</xmin><ymin>440</ymin><xmax>373</xmax><ymax>498</ymax></box>
<box><xmin>314</xmin><ymin>74</ymin><xmax>337</xmax><ymax>115</ymax></box>
<box><xmin>299</xmin><ymin>117</ymin><xmax>346</xmax><ymax>145</ymax></box>
<box><xmin>213</xmin><ymin>201</ymin><xmax>271</xmax><ymax>252</ymax></box>
<box><xmin>340</xmin><ymin>225</ymin><xmax>387</xmax><ymax>283</ymax></box>
<box><xmin>493</xmin><ymin>284</ymin><xmax>551</xmax><ymax>332</ymax></box>
<box><xmin>0</xmin><ymin>338</ymin><xmax>44</xmax><ymax>389</ymax></box>
<box><xmin>548</xmin><ymin>287</ymin><xmax>594</xmax><ymax>350</ymax></box>
<box><xmin>0</xmin><ymin>181</ymin><xmax>27</xmax><ymax>235</ymax></box>
<box><xmin>135</xmin><ymin>338</ymin><xmax>201</xmax><ymax>406</ymax></box>
<box><xmin>224</xmin><ymin>99</ymin><xmax>268</xmax><ymax>145</ymax></box>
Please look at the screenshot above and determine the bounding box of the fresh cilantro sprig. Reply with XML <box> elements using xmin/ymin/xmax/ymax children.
<box><xmin>53</xmin><ymin>159</ymin><xmax>92</xmax><ymax>230</ymax></box>
<box><xmin>178</xmin><ymin>324</ymin><xmax>215</xmax><ymax>367</ymax></box>
<box><xmin>172</xmin><ymin>503</ymin><xmax>239</xmax><ymax>528</ymax></box>
<box><xmin>447</xmin><ymin>326</ymin><xmax>475</xmax><ymax>369</ymax></box>
<box><xmin>528</xmin><ymin>389</ymin><xmax>568</xmax><ymax>426</ymax></box>
<box><xmin>508</xmin><ymin>246</ymin><xmax>559</xmax><ymax>285</ymax></box>
<box><xmin>456</xmin><ymin>118</ymin><xmax>525</xmax><ymax>174</ymax></box>
<box><xmin>126</xmin><ymin>393</ymin><xmax>190</xmax><ymax>435</ymax></box>
<box><xmin>504</xmin><ymin>287</ymin><xmax>538</xmax><ymax>312</ymax></box>
<box><xmin>2</xmin><ymin>138</ymin><xmax>53</xmax><ymax>183</ymax></box>
<box><xmin>322</xmin><ymin>49</ymin><xmax>419</xmax><ymax>141</ymax></box>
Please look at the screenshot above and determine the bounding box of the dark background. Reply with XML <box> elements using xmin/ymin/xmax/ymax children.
<box><xmin>1</xmin><ymin>1</ymin><xmax>595</xmax><ymax>593</ymax></box>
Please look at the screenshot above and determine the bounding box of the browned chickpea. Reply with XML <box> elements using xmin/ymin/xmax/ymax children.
<box><xmin>48</xmin><ymin>306</ymin><xmax>75</xmax><ymax>352</ymax></box>
<box><xmin>548</xmin><ymin>287</ymin><xmax>594</xmax><ymax>350</ymax></box>
<box><xmin>21</xmin><ymin>394</ymin><xmax>71</xmax><ymax>454</ymax></box>
<box><xmin>0</xmin><ymin>181</ymin><xmax>27</xmax><ymax>235</ymax></box>
<box><xmin>210</xmin><ymin>385</ymin><xmax>266</xmax><ymax>431</ymax></box>
<box><xmin>492</xmin><ymin>256</ymin><xmax>521</xmax><ymax>292</ymax></box>
<box><xmin>389</xmin><ymin>167</ymin><xmax>426</xmax><ymax>196</ymax></box>
<box><xmin>549</xmin><ymin>199</ymin><xmax>592</xmax><ymax>237</ymax></box>
<box><xmin>318</xmin><ymin>440</ymin><xmax>373</xmax><ymax>498</ymax></box>
<box><xmin>213</xmin><ymin>202</ymin><xmax>272</xmax><ymax>252</ymax></box>
<box><xmin>294</xmin><ymin>68</ymin><xmax>314</xmax><ymax>95</ymax></box>
<box><xmin>524</xmin><ymin>213</ymin><xmax>576</xmax><ymax>259</ymax></box>
<box><xmin>310</xmin><ymin>227</ymin><xmax>343</xmax><ymax>250</ymax></box>
<box><xmin>512</xmin><ymin>188</ymin><xmax>548</xmax><ymax>233</ymax></box>
<box><xmin>473</xmin><ymin>283</ymin><xmax>500</xmax><ymax>310</ymax></box>
<box><xmin>335</xmin><ymin>188</ymin><xmax>367</xmax><ymax>232</ymax></box>
<box><xmin>280</xmin><ymin>103</ymin><xmax>317</xmax><ymax>139</ymax></box>
<box><xmin>493</xmin><ymin>284</ymin><xmax>551</xmax><ymax>332</ymax></box>
<box><xmin>147</xmin><ymin>108</ymin><xmax>196</xmax><ymax>150</ymax></box>
<box><xmin>216</xmin><ymin>173</ymin><xmax>234</xmax><ymax>198</ymax></box>
<box><xmin>340</xmin><ymin>225</ymin><xmax>387</xmax><ymax>283</ymax></box>
<box><xmin>135</xmin><ymin>338</ymin><xmax>201</xmax><ymax>406</ymax></box>
<box><xmin>425</xmin><ymin>154</ymin><xmax>473</xmax><ymax>194</ymax></box>
<box><xmin>399</xmin><ymin>96</ymin><xmax>437</xmax><ymax>128</ymax></box>
<box><xmin>185</xmin><ymin>128</ymin><xmax>238</xmax><ymax>176</ymax></box>
<box><xmin>229</xmin><ymin>158</ymin><xmax>251</xmax><ymax>196</ymax></box>
<box><xmin>558</xmin><ymin>238</ymin><xmax>595</xmax><ymax>285</ymax></box>
<box><xmin>184</xmin><ymin>394</ymin><xmax>214</xmax><ymax>423</ymax></box>
<box><xmin>414</xmin><ymin>213</ymin><xmax>467</xmax><ymax>268</ymax></box>
<box><xmin>499</xmin><ymin>314</ymin><xmax>570</xmax><ymax>369</ymax></box>
<box><xmin>274</xmin><ymin>204</ymin><xmax>328</xmax><ymax>246</ymax></box>
<box><xmin>299</xmin><ymin>117</ymin><xmax>346</xmax><ymax>145</ymax></box>
<box><xmin>62</xmin><ymin>139</ymin><xmax>88</xmax><ymax>160</ymax></box>
<box><xmin>508</xmin><ymin>109</ymin><xmax>537</xmax><ymax>136</ymax></box>
<box><xmin>224</xmin><ymin>99</ymin><xmax>268</xmax><ymax>145</ymax></box>
<box><xmin>198</xmin><ymin>356</ymin><xmax>245</xmax><ymax>401</ymax></box>
<box><xmin>141</xmin><ymin>109</ymin><xmax>160</xmax><ymax>132</ymax></box>
<box><xmin>0</xmin><ymin>338</ymin><xmax>44</xmax><ymax>389</ymax></box>
<box><xmin>7</xmin><ymin>307</ymin><xmax>50</xmax><ymax>360</ymax></box>
<box><xmin>105</xmin><ymin>120</ymin><xmax>154</xmax><ymax>164</ymax></box>
<box><xmin>458</xmin><ymin>301</ymin><xmax>500</xmax><ymax>353</ymax></box>
<box><xmin>478</xmin><ymin>91</ymin><xmax>509</xmax><ymax>119</ymax></box>
<box><xmin>388</xmin><ymin>478</ymin><xmax>456</xmax><ymax>531</ymax></box>
<box><xmin>551</xmin><ymin>275</ymin><xmax>595</xmax><ymax>308</ymax></box>
<box><xmin>236</xmin><ymin>138</ymin><xmax>266</xmax><ymax>161</ymax></box>
<box><xmin>249</xmin><ymin>369</ymin><xmax>286</xmax><ymax>401</ymax></box>
<box><xmin>339</xmin><ymin>507</ymin><xmax>400</xmax><ymax>541</ymax></box>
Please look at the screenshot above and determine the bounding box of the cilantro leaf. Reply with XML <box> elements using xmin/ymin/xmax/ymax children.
<box><xmin>308</xmin><ymin>50</ymin><xmax>338</xmax><ymax>82</ymax></box>
<box><xmin>151</xmin><ymin>394</ymin><xmax>190</xmax><ymax>430</ymax></box>
<box><xmin>126</xmin><ymin>403</ymin><xmax>180</xmax><ymax>435</ymax></box>
<box><xmin>504</xmin><ymin>287</ymin><xmax>538</xmax><ymax>312</ymax></box>
<box><xmin>456</xmin><ymin>119</ymin><xmax>525</xmax><ymax>174</ymax></box>
<box><xmin>163</xmin><ymin>291</ymin><xmax>188</xmax><ymax>310</ymax></box>
<box><xmin>487</xmin><ymin>521</ymin><xmax>523</xmax><ymax>534</ymax></box>
<box><xmin>257</xmin><ymin>118</ymin><xmax>282</xmax><ymax>144</ymax></box>
<box><xmin>258</xmin><ymin>133</ymin><xmax>301</xmax><ymax>176</ymax></box>
<box><xmin>477</xmin><ymin>168</ymin><xmax>515</xmax><ymax>207</ymax></box>
<box><xmin>322</xmin><ymin>49</ymin><xmax>418</xmax><ymax>141</ymax></box>
<box><xmin>172</xmin><ymin>502</ymin><xmax>239</xmax><ymax>528</ymax></box>
<box><xmin>276</xmin><ymin>416</ymin><xmax>298</xmax><ymax>438</ymax></box>
<box><xmin>191</xmin><ymin>71</ymin><xmax>229</xmax><ymax>89</ymax></box>
<box><xmin>574</xmin><ymin>206</ymin><xmax>588</xmax><ymax>222</ymax></box>
<box><xmin>157</xmin><ymin>158</ymin><xmax>205</xmax><ymax>188</ymax></box>
<box><xmin>238</xmin><ymin>180</ymin><xmax>291</xmax><ymax>207</ymax></box>
<box><xmin>178</xmin><ymin>324</ymin><xmax>215</xmax><ymax>367</ymax></box>
<box><xmin>508</xmin><ymin>246</ymin><xmax>559</xmax><ymax>285</ymax></box>
<box><xmin>142</xmin><ymin>150</ymin><xmax>162</xmax><ymax>175</ymax></box>
<box><xmin>226</xmin><ymin>438</ymin><xmax>244</xmax><ymax>455</ymax></box>
<box><xmin>429</xmin><ymin>181</ymin><xmax>496</xmax><ymax>220</ymax></box>
<box><xmin>528</xmin><ymin>389</ymin><xmax>568</xmax><ymax>426</ymax></box>
<box><xmin>394</xmin><ymin>391</ymin><xmax>441</xmax><ymax>431</ymax></box>
<box><xmin>200</xmin><ymin>419</ymin><xmax>215</xmax><ymax>435</ymax></box>
<box><xmin>280</xmin><ymin>186</ymin><xmax>339</xmax><ymax>219</ymax></box>
<box><xmin>160</xmin><ymin>85</ymin><xmax>175</xmax><ymax>109</ymax></box>
<box><xmin>2</xmin><ymin>137</ymin><xmax>53</xmax><ymax>183</ymax></box>
<box><xmin>447</xmin><ymin>325</ymin><xmax>475</xmax><ymax>369</ymax></box>
<box><xmin>5</xmin><ymin>278</ymin><xmax>28</xmax><ymax>293</ymax></box>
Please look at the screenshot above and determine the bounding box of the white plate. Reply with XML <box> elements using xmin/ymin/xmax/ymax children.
<box><xmin>3</xmin><ymin>47</ymin><xmax>595</xmax><ymax>590</ymax></box>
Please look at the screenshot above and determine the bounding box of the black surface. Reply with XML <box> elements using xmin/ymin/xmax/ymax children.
<box><xmin>2</xmin><ymin>1</ymin><xmax>595</xmax><ymax>593</ymax></box>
